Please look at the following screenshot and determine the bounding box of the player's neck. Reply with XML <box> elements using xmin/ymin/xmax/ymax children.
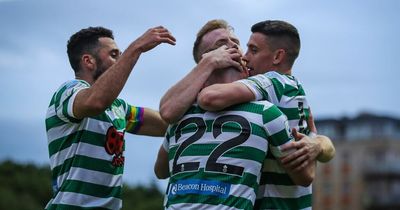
<box><xmin>275</xmin><ymin>68</ymin><xmax>292</xmax><ymax>75</ymax></box>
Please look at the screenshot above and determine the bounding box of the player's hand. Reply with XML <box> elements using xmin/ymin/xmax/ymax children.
<box><xmin>280</xmin><ymin>128</ymin><xmax>321</xmax><ymax>172</ymax></box>
<box><xmin>201</xmin><ymin>45</ymin><xmax>243</xmax><ymax>72</ymax></box>
<box><xmin>133</xmin><ymin>26</ymin><xmax>176</xmax><ymax>53</ymax></box>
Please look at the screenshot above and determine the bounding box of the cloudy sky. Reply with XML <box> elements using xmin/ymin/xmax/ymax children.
<box><xmin>0</xmin><ymin>0</ymin><xmax>399</xmax><ymax>188</ymax></box>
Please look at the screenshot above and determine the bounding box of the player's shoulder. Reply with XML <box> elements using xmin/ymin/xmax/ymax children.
<box><xmin>265</xmin><ymin>71</ymin><xmax>290</xmax><ymax>82</ymax></box>
<box><xmin>245</xmin><ymin>100</ymin><xmax>282</xmax><ymax>114</ymax></box>
<box><xmin>55</xmin><ymin>79</ymin><xmax>89</xmax><ymax>94</ymax></box>
<box><xmin>64</xmin><ymin>79</ymin><xmax>89</xmax><ymax>88</ymax></box>
<box><xmin>51</xmin><ymin>80</ymin><xmax>88</xmax><ymax>101</ymax></box>
<box><xmin>267</xmin><ymin>71</ymin><xmax>304</xmax><ymax>87</ymax></box>
<box><xmin>248</xmin><ymin>101</ymin><xmax>286</xmax><ymax>123</ymax></box>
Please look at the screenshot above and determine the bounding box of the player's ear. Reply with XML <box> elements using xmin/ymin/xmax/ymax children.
<box><xmin>272</xmin><ymin>49</ymin><xmax>285</xmax><ymax>65</ymax></box>
<box><xmin>82</xmin><ymin>54</ymin><xmax>96</xmax><ymax>70</ymax></box>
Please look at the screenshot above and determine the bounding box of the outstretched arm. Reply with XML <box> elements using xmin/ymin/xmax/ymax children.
<box><xmin>132</xmin><ymin>108</ymin><xmax>168</xmax><ymax>137</ymax></box>
<box><xmin>74</xmin><ymin>26</ymin><xmax>176</xmax><ymax>119</ymax></box>
<box><xmin>159</xmin><ymin>46</ymin><xmax>242</xmax><ymax>123</ymax></box>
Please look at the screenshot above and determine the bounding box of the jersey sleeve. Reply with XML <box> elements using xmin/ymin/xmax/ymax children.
<box><xmin>262</xmin><ymin>104</ymin><xmax>295</xmax><ymax>158</ymax></box>
<box><xmin>235</xmin><ymin>73</ymin><xmax>274</xmax><ymax>101</ymax></box>
<box><xmin>54</xmin><ymin>80</ymin><xmax>89</xmax><ymax>123</ymax></box>
<box><xmin>125</xmin><ymin>104</ymin><xmax>144</xmax><ymax>134</ymax></box>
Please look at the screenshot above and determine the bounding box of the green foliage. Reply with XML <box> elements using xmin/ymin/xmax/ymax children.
<box><xmin>0</xmin><ymin>160</ymin><xmax>164</xmax><ymax>210</ymax></box>
<box><xmin>0</xmin><ymin>160</ymin><xmax>51</xmax><ymax>210</ymax></box>
<box><xmin>122</xmin><ymin>183</ymin><xmax>164</xmax><ymax>210</ymax></box>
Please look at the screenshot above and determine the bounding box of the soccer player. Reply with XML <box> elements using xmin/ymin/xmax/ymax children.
<box><xmin>154</xmin><ymin>19</ymin><xmax>314</xmax><ymax>210</ymax></box>
<box><xmin>45</xmin><ymin>26</ymin><xmax>175</xmax><ymax>209</ymax></box>
<box><xmin>197</xmin><ymin>20</ymin><xmax>335</xmax><ymax>210</ymax></box>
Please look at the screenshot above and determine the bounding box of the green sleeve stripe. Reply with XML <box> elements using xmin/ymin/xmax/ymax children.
<box><xmin>60</xmin><ymin>179</ymin><xmax>121</xmax><ymax>199</ymax></box>
<box><xmin>255</xmin><ymin>194</ymin><xmax>312</xmax><ymax>210</ymax></box>
<box><xmin>268</xmin><ymin>129</ymin><xmax>291</xmax><ymax>147</ymax></box>
<box><xmin>251</xmin><ymin>123</ymin><xmax>268</xmax><ymax>139</ymax></box>
<box><xmin>283</xmin><ymin>83</ymin><xmax>306</xmax><ymax>97</ymax></box>
<box><xmin>45</xmin><ymin>115</ymin><xmax>66</xmax><ymax>132</ymax></box>
<box><xmin>262</xmin><ymin>105</ymin><xmax>283</xmax><ymax>123</ymax></box>
<box><xmin>54</xmin><ymin>85</ymin><xmax>68</xmax><ymax>109</ymax></box>
<box><xmin>270</xmin><ymin>78</ymin><xmax>285</xmax><ymax>101</ymax></box>
<box><xmin>48</xmin><ymin>92</ymin><xmax>57</xmax><ymax>107</ymax></box>
<box><xmin>279</xmin><ymin>107</ymin><xmax>310</xmax><ymax>121</ymax></box>
<box><xmin>52</xmin><ymin>155</ymin><xmax>123</xmax><ymax>180</ymax></box>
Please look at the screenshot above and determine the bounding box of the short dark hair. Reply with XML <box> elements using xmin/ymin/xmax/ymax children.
<box><xmin>251</xmin><ymin>20</ymin><xmax>300</xmax><ymax>67</ymax></box>
<box><xmin>193</xmin><ymin>19</ymin><xmax>233</xmax><ymax>63</ymax></box>
<box><xmin>67</xmin><ymin>26</ymin><xmax>114</xmax><ymax>72</ymax></box>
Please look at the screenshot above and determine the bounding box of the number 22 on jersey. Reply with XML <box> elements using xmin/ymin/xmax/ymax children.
<box><xmin>171</xmin><ymin>115</ymin><xmax>251</xmax><ymax>177</ymax></box>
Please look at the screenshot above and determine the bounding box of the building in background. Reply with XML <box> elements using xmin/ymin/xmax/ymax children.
<box><xmin>313</xmin><ymin>113</ymin><xmax>400</xmax><ymax>210</ymax></box>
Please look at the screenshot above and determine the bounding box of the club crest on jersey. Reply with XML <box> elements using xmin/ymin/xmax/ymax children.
<box><xmin>105</xmin><ymin>126</ymin><xmax>125</xmax><ymax>167</ymax></box>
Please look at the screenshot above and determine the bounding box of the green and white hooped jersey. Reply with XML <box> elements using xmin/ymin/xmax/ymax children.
<box><xmin>238</xmin><ymin>71</ymin><xmax>310</xmax><ymax>134</ymax></box>
<box><xmin>237</xmin><ymin>71</ymin><xmax>312</xmax><ymax>210</ymax></box>
<box><xmin>45</xmin><ymin>80</ymin><xmax>144</xmax><ymax>210</ymax></box>
<box><xmin>163</xmin><ymin>101</ymin><xmax>294</xmax><ymax>210</ymax></box>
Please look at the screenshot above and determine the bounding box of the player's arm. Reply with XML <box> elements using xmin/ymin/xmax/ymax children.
<box><xmin>159</xmin><ymin>46</ymin><xmax>242</xmax><ymax>123</ymax></box>
<box><xmin>279</xmin><ymin>129</ymin><xmax>316</xmax><ymax>187</ymax></box>
<box><xmin>127</xmin><ymin>108</ymin><xmax>168</xmax><ymax>137</ymax></box>
<box><xmin>266</xmin><ymin>108</ymin><xmax>314</xmax><ymax>187</ymax></box>
<box><xmin>197</xmin><ymin>82</ymin><xmax>255</xmax><ymax>111</ymax></box>
<box><xmin>307</xmin><ymin>110</ymin><xmax>335</xmax><ymax>162</ymax></box>
<box><xmin>197</xmin><ymin>74</ymin><xmax>270</xmax><ymax>111</ymax></box>
<box><xmin>154</xmin><ymin>145</ymin><xmax>169</xmax><ymax>179</ymax></box>
<box><xmin>280</xmin><ymin>110</ymin><xmax>335</xmax><ymax>170</ymax></box>
<box><xmin>74</xmin><ymin>26</ymin><xmax>176</xmax><ymax>119</ymax></box>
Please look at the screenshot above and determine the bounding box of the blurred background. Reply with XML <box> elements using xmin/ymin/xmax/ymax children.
<box><xmin>0</xmin><ymin>0</ymin><xmax>399</xmax><ymax>209</ymax></box>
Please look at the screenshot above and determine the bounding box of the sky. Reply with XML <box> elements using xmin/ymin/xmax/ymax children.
<box><xmin>0</xmin><ymin>0</ymin><xmax>399</xmax><ymax>189</ymax></box>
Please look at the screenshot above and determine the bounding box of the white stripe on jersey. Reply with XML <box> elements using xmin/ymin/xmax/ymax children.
<box><xmin>229</xmin><ymin>183</ymin><xmax>257</xmax><ymax>203</ymax></box>
<box><xmin>50</xmin><ymin>142</ymin><xmax>112</xmax><ymax>169</ymax></box>
<box><xmin>67</xmin><ymin>87</ymin><xmax>82</xmax><ymax>119</ymax></box>
<box><xmin>51</xmin><ymin>191</ymin><xmax>121</xmax><ymax>210</ymax></box>
<box><xmin>257</xmin><ymin>184</ymin><xmax>312</xmax><ymax>198</ymax></box>
<box><xmin>46</xmin><ymin>104</ymin><xmax>56</xmax><ymax>118</ymax></box>
<box><xmin>278</xmin><ymin>95</ymin><xmax>308</xmax><ymax>108</ymax></box>
<box><xmin>68</xmin><ymin>167</ymin><xmax>123</xmax><ymax>187</ymax></box>
<box><xmin>47</xmin><ymin>118</ymin><xmax>112</xmax><ymax>143</ymax></box>
<box><xmin>264</xmin><ymin>114</ymin><xmax>289</xmax><ymax>136</ymax></box>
